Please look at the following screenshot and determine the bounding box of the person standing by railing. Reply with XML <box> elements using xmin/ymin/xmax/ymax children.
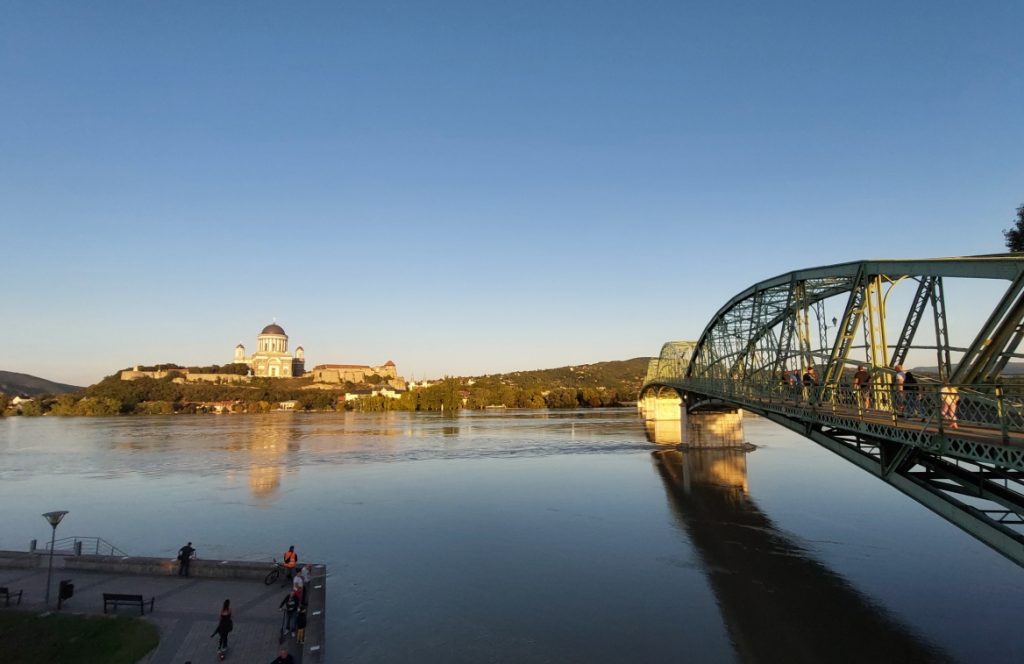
<box><xmin>786</xmin><ymin>369</ymin><xmax>800</xmax><ymax>401</ymax></box>
<box><xmin>853</xmin><ymin>366</ymin><xmax>871</xmax><ymax>411</ymax></box>
<box><xmin>802</xmin><ymin>367</ymin><xmax>819</xmax><ymax>404</ymax></box>
<box><xmin>282</xmin><ymin>545</ymin><xmax>298</xmax><ymax>582</ymax></box>
<box><xmin>893</xmin><ymin>364</ymin><xmax>906</xmax><ymax>415</ymax></box>
<box><xmin>280</xmin><ymin>590</ymin><xmax>300</xmax><ymax>636</ymax></box>
<box><xmin>178</xmin><ymin>541</ymin><xmax>196</xmax><ymax>577</ymax></box>
<box><xmin>903</xmin><ymin>371</ymin><xmax>922</xmax><ymax>419</ymax></box>
<box><xmin>941</xmin><ymin>384</ymin><xmax>960</xmax><ymax>429</ymax></box>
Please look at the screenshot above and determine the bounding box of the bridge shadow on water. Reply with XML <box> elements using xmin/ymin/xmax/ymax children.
<box><xmin>648</xmin><ymin>428</ymin><xmax>950</xmax><ymax>663</ymax></box>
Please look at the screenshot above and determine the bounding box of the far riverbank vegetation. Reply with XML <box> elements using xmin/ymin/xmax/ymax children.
<box><xmin>0</xmin><ymin>358</ymin><xmax>650</xmax><ymax>417</ymax></box>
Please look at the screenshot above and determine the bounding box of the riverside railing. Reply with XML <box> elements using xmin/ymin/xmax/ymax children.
<box><xmin>39</xmin><ymin>536</ymin><xmax>128</xmax><ymax>557</ymax></box>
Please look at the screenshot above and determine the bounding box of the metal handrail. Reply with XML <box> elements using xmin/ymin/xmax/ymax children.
<box><xmin>45</xmin><ymin>536</ymin><xmax>128</xmax><ymax>557</ymax></box>
<box><xmin>675</xmin><ymin>377</ymin><xmax>1024</xmax><ymax>439</ymax></box>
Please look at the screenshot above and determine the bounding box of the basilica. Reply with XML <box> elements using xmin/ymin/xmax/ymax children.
<box><xmin>233</xmin><ymin>322</ymin><xmax>305</xmax><ymax>378</ymax></box>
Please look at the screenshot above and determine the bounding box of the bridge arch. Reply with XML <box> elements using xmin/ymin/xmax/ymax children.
<box><xmin>642</xmin><ymin>255</ymin><xmax>1024</xmax><ymax>567</ymax></box>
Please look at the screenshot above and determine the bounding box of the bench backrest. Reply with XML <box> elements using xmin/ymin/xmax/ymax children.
<box><xmin>104</xmin><ymin>593</ymin><xmax>144</xmax><ymax>601</ymax></box>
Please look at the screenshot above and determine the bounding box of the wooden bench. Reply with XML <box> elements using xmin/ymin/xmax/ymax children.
<box><xmin>103</xmin><ymin>592</ymin><xmax>155</xmax><ymax>615</ymax></box>
<box><xmin>0</xmin><ymin>587</ymin><xmax>22</xmax><ymax>607</ymax></box>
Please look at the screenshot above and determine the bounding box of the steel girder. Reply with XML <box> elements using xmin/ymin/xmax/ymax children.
<box><xmin>761</xmin><ymin>412</ymin><xmax>1024</xmax><ymax>567</ymax></box>
<box><xmin>639</xmin><ymin>255</ymin><xmax>1024</xmax><ymax>567</ymax></box>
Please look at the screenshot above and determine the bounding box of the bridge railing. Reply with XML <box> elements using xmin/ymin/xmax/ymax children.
<box><xmin>679</xmin><ymin>377</ymin><xmax>1024</xmax><ymax>440</ymax></box>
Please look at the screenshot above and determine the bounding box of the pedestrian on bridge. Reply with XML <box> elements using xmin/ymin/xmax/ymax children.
<box><xmin>941</xmin><ymin>384</ymin><xmax>960</xmax><ymax>429</ymax></box>
<box><xmin>893</xmin><ymin>364</ymin><xmax>906</xmax><ymax>414</ymax></box>
<box><xmin>853</xmin><ymin>366</ymin><xmax>872</xmax><ymax>411</ymax></box>
<box><xmin>802</xmin><ymin>367</ymin><xmax>819</xmax><ymax>404</ymax></box>
<box><xmin>903</xmin><ymin>371</ymin><xmax>922</xmax><ymax>419</ymax></box>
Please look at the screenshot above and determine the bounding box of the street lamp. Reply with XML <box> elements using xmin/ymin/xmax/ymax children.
<box><xmin>42</xmin><ymin>510</ymin><xmax>68</xmax><ymax>607</ymax></box>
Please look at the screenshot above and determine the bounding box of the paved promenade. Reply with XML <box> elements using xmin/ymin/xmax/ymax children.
<box><xmin>0</xmin><ymin>551</ymin><xmax>326</xmax><ymax>663</ymax></box>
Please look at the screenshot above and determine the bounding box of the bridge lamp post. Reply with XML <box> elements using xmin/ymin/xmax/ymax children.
<box><xmin>42</xmin><ymin>510</ymin><xmax>68</xmax><ymax>608</ymax></box>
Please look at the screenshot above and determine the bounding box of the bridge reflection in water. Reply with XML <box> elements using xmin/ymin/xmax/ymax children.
<box><xmin>646</xmin><ymin>423</ymin><xmax>947</xmax><ymax>663</ymax></box>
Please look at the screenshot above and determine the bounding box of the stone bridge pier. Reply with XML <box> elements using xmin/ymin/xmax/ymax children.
<box><xmin>640</xmin><ymin>390</ymin><xmax>744</xmax><ymax>448</ymax></box>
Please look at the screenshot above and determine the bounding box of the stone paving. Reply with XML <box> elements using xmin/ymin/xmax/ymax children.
<box><xmin>0</xmin><ymin>555</ymin><xmax>323</xmax><ymax>663</ymax></box>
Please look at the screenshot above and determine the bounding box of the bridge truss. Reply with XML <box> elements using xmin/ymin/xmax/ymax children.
<box><xmin>642</xmin><ymin>256</ymin><xmax>1024</xmax><ymax>566</ymax></box>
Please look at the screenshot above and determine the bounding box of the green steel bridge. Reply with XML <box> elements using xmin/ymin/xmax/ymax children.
<box><xmin>640</xmin><ymin>255</ymin><xmax>1024</xmax><ymax>567</ymax></box>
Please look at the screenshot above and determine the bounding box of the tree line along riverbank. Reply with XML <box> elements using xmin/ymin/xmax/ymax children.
<box><xmin>0</xmin><ymin>358</ymin><xmax>650</xmax><ymax>417</ymax></box>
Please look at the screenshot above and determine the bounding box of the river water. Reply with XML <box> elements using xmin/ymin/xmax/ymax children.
<box><xmin>0</xmin><ymin>410</ymin><xmax>1021</xmax><ymax>663</ymax></box>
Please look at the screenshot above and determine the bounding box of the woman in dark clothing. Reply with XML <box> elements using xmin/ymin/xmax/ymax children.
<box><xmin>212</xmin><ymin>598</ymin><xmax>233</xmax><ymax>652</ymax></box>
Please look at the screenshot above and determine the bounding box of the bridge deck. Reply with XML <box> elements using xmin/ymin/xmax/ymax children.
<box><xmin>668</xmin><ymin>380</ymin><xmax>1024</xmax><ymax>473</ymax></box>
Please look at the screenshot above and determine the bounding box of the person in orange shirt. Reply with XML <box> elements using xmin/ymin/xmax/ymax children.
<box><xmin>283</xmin><ymin>545</ymin><xmax>298</xmax><ymax>582</ymax></box>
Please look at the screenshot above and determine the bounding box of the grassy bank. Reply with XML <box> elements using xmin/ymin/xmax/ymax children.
<box><xmin>0</xmin><ymin>610</ymin><xmax>158</xmax><ymax>663</ymax></box>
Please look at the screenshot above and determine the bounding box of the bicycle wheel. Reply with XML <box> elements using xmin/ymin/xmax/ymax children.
<box><xmin>264</xmin><ymin>568</ymin><xmax>280</xmax><ymax>586</ymax></box>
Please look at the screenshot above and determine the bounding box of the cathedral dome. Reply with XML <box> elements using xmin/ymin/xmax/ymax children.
<box><xmin>261</xmin><ymin>323</ymin><xmax>286</xmax><ymax>336</ymax></box>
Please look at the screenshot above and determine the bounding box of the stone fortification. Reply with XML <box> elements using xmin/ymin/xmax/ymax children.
<box><xmin>120</xmin><ymin>368</ymin><xmax>250</xmax><ymax>384</ymax></box>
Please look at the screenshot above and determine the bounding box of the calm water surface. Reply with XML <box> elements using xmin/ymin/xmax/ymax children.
<box><xmin>1</xmin><ymin>410</ymin><xmax>1022</xmax><ymax>663</ymax></box>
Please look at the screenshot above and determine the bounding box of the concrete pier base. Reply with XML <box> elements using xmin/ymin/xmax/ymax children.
<box><xmin>684</xmin><ymin>410</ymin><xmax>744</xmax><ymax>448</ymax></box>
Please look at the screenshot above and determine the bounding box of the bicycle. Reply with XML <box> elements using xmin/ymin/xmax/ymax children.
<box><xmin>264</xmin><ymin>558</ymin><xmax>287</xmax><ymax>586</ymax></box>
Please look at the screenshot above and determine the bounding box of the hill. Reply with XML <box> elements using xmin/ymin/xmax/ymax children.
<box><xmin>0</xmin><ymin>371</ymin><xmax>82</xmax><ymax>396</ymax></box>
<box><xmin>473</xmin><ymin>357</ymin><xmax>651</xmax><ymax>394</ymax></box>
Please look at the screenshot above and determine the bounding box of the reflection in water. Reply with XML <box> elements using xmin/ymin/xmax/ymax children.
<box><xmin>652</xmin><ymin>448</ymin><xmax>948</xmax><ymax>663</ymax></box>
<box><xmin>229</xmin><ymin>416</ymin><xmax>297</xmax><ymax>499</ymax></box>
<box><xmin>645</xmin><ymin>419</ymin><xmax>683</xmax><ymax>445</ymax></box>
<box><xmin>644</xmin><ymin>409</ymin><xmax>745</xmax><ymax>448</ymax></box>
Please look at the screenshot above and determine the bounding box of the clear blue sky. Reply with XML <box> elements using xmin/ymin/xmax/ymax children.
<box><xmin>2</xmin><ymin>1</ymin><xmax>1022</xmax><ymax>386</ymax></box>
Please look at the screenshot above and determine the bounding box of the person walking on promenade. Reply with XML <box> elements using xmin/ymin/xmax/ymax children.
<box><xmin>299</xmin><ymin>565</ymin><xmax>312</xmax><ymax>606</ymax></box>
<box><xmin>291</xmin><ymin>563</ymin><xmax>306</xmax><ymax>602</ymax></box>
<box><xmin>295</xmin><ymin>606</ymin><xmax>307</xmax><ymax>644</ymax></box>
<box><xmin>280</xmin><ymin>590</ymin><xmax>299</xmax><ymax>635</ymax></box>
<box><xmin>178</xmin><ymin>541</ymin><xmax>196</xmax><ymax>577</ymax></box>
<box><xmin>283</xmin><ymin>545</ymin><xmax>298</xmax><ymax>582</ymax></box>
<box><xmin>271</xmin><ymin>648</ymin><xmax>295</xmax><ymax>664</ymax></box>
<box><xmin>211</xmin><ymin>598</ymin><xmax>233</xmax><ymax>655</ymax></box>
<box><xmin>853</xmin><ymin>366</ymin><xmax>872</xmax><ymax>411</ymax></box>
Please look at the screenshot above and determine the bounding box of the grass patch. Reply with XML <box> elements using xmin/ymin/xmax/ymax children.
<box><xmin>0</xmin><ymin>609</ymin><xmax>158</xmax><ymax>664</ymax></box>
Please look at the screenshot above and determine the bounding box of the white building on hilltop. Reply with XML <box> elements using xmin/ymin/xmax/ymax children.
<box><xmin>234</xmin><ymin>322</ymin><xmax>305</xmax><ymax>378</ymax></box>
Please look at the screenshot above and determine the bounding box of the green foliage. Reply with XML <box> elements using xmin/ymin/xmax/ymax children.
<box><xmin>441</xmin><ymin>377</ymin><xmax>462</xmax><ymax>412</ymax></box>
<box><xmin>350</xmin><ymin>395</ymin><xmax>388</xmax><ymax>412</ymax></box>
<box><xmin>75</xmin><ymin>397</ymin><xmax>122</xmax><ymax>416</ymax></box>
<box><xmin>544</xmin><ymin>387</ymin><xmax>578</xmax><ymax>408</ymax></box>
<box><xmin>47</xmin><ymin>395</ymin><xmax>79</xmax><ymax>416</ymax></box>
<box><xmin>184</xmin><ymin>363</ymin><xmax>250</xmax><ymax>375</ymax></box>
<box><xmin>0</xmin><ymin>392</ymin><xmax>8</xmax><ymax>416</ymax></box>
<box><xmin>1003</xmin><ymin>203</ymin><xmax>1024</xmax><ymax>252</ymax></box>
<box><xmin>20</xmin><ymin>400</ymin><xmax>42</xmax><ymax>416</ymax></box>
<box><xmin>299</xmin><ymin>391</ymin><xmax>338</xmax><ymax>412</ymax></box>
<box><xmin>135</xmin><ymin>400</ymin><xmax>175</xmax><ymax>415</ymax></box>
<box><xmin>132</xmin><ymin>363</ymin><xmax>183</xmax><ymax>372</ymax></box>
